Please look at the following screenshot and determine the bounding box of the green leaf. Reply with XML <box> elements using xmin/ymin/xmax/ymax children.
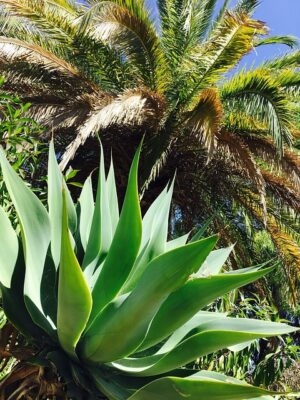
<box><xmin>0</xmin><ymin>205</ymin><xmax>18</xmax><ymax>288</ymax></box>
<box><xmin>0</xmin><ymin>147</ymin><xmax>50</xmax><ymax>316</ymax></box>
<box><xmin>78</xmin><ymin>175</ymin><xmax>94</xmax><ymax>252</ymax></box>
<box><xmin>1</xmin><ymin>243</ymin><xmax>44</xmax><ymax>339</ymax></box>
<box><xmin>166</xmin><ymin>233</ymin><xmax>190</xmax><ymax>252</ymax></box>
<box><xmin>48</xmin><ymin>140</ymin><xmax>63</xmax><ymax>268</ymax></box>
<box><xmin>57</xmin><ymin>190</ymin><xmax>92</xmax><ymax>357</ymax></box>
<box><xmin>83</xmin><ymin>144</ymin><xmax>112</xmax><ymax>269</ymax></box>
<box><xmin>195</xmin><ymin>245</ymin><xmax>234</xmax><ymax>276</ymax></box>
<box><xmin>255</xmin><ymin>35</ymin><xmax>299</xmax><ymax>49</ymax></box>
<box><xmin>128</xmin><ymin>371</ymin><xmax>278</xmax><ymax>400</ymax></box>
<box><xmin>140</xmin><ymin>264</ymin><xmax>275</xmax><ymax>350</ymax></box>
<box><xmin>48</xmin><ymin>141</ymin><xmax>77</xmax><ymax>267</ymax></box>
<box><xmin>107</xmin><ymin>156</ymin><xmax>119</xmax><ymax>235</ymax></box>
<box><xmin>140</xmin><ymin>184</ymin><xmax>168</xmax><ymax>249</ymax></box>
<box><xmin>114</xmin><ymin>317</ymin><xmax>297</xmax><ymax>376</ymax></box>
<box><xmin>88</xmin><ymin>143</ymin><xmax>143</xmax><ymax>323</ymax></box>
<box><xmin>90</xmin><ymin>371</ymin><xmax>130</xmax><ymax>400</ymax></box>
<box><xmin>122</xmin><ymin>179</ymin><xmax>174</xmax><ymax>293</ymax></box>
<box><xmin>81</xmin><ymin>235</ymin><xmax>218</xmax><ymax>363</ymax></box>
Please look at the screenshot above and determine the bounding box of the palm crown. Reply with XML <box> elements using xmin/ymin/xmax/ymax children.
<box><xmin>0</xmin><ymin>0</ymin><xmax>300</xmax><ymax>299</ymax></box>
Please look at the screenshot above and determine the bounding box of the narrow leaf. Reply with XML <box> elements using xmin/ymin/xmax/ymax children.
<box><xmin>57</xmin><ymin>190</ymin><xmax>92</xmax><ymax>357</ymax></box>
<box><xmin>89</xmin><ymin>143</ymin><xmax>143</xmax><ymax>322</ymax></box>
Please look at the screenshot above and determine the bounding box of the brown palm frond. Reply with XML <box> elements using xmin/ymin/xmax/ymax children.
<box><xmin>0</xmin><ymin>36</ymin><xmax>78</xmax><ymax>76</ymax></box>
<box><xmin>59</xmin><ymin>89</ymin><xmax>165</xmax><ymax>170</ymax></box>
<box><xmin>0</xmin><ymin>36</ymin><xmax>100</xmax><ymax>97</ymax></box>
<box><xmin>217</xmin><ymin>130</ymin><xmax>267</xmax><ymax>222</ymax></box>
<box><xmin>262</xmin><ymin>170</ymin><xmax>300</xmax><ymax>213</ymax></box>
<box><xmin>239</xmin><ymin>190</ymin><xmax>300</xmax><ymax>269</ymax></box>
<box><xmin>236</xmin><ymin>189</ymin><xmax>300</xmax><ymax>304</ymax></box>
<box><xmin>184</xmin><ymin>88</ymin><xmax>223</xmax><ymax>156</ymax></box>
<box><xmin>243</xmin><ymin>135</ymin><xmax>300</xmax><ymax>190</ymax></box>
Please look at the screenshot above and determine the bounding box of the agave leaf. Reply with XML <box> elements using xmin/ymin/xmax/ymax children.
<box><xmin>113</xmin><ymin>317</ymin><xmax>297</xmax><ymax>376</ymax></box>
<box><xmin>81</xmin><ymin>235</ymin><xmax>218</xmax><ymax>363</ymax></box>
<box><xmin>91</xmin><ymin>373</ymin><xmax>131</xmax><ymax>400</ymax></box>
<box><xmin>140</xmin><ymin>264</ymin><xmax>275</xmax><ymax>350</ymax></box>
<box><xmin>83</xmin><ymin>144</ymin><xmax>112</xmax><ymax>269</ymax></box>
<box><xmin>89</xmin><ymin>142</ymin><xmax>143</xmax><ymax>322</ymax></box>
<box><xmin>78</xmin><ymin>175</ymin><xmax>94</xmax><ymax>252</ymax></box>
<box><xmin>140</xmin><ymin>183</ymin><xmax>169</xmax><ymax>249</ymax></box>
<box><xmin>40</xmin><ymin>253</ymin><xmax>58</xmax><ymax>326</ymax></box>
<box><xmin>122</xmin><ymin>179</ymin><xmax>174</xmax><ymax>293</ymax></box>
<box><xmin>166</xmin><ymin>232</ymin><xmax>190</xmax><ymax>251</ymax></box>
<box><xmin>0</xmin><ymin>205</ymin><xmax>18</xmax><ymax>288</ymax></box>
<box><xmin>98</xmin><ymin>144</ymin><xmax>113</xmax><ymax>256</ymax></box>
<box><xmin>57</xmin><ymin>190</ymin><xmax>92</xmax><ymax>357</ymax></box>
<box><xmin>128</xmin><ymin>370</ymin><xmax>278</xmax><ymax>399</ymax></box>
<box><xmin>1</xmin><ymin>243</ymin><xmax>44</xmax><ymax>338</ymax></box>
<box><xmin>107</xmin><ymin>155</ymin><xmax>119</xmax><ymax>235</ymax></box>
<box><xmin>195</xmin><ymin>245</ymin><xmax>234</xmax><ymax>276</ymax></box>
<box><xmin>157</xmin><ymin>311</ymin><xmax>228</xmax><ymax>354</ymax></box>
<box><xmin>0</xmin><ymin>147</ymin><xmax>50</xmax><ymax>318</ymax></box>
<box><xmin>48</xmin><ymin>141</ymin><xmax>77</xmax><ymax>267</ymax></box>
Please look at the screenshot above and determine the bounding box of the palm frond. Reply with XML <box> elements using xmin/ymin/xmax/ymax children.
<box><xmin>0</xmin><ymin>0</ymin><xmax>77</xmax><ymax>45</ymax></box>
<box><xmin>184</xmin><ymin>88</ymin><xmax>223</xmax><ymax>155</ymax></box>
<box><xmin>217</xmin><ymin>131</ymin><xmax>267</xmax><ymax>222</ymax></box>
<box><xmin>235</xmin><ymin>0</ymin><xmax>260</xmax><ymax>15</ymax></box>
<box><xmin>160</xmin><ymin>0</ymin><xmax>218</xmax><ymax>72</ymax></box>
<box><xmin>208</xmin><ymin>0</ymin><xmax>230</xmax><ymax>35</ymax></box>
<box><xmin>197</xmin><ymin>0</ymin><xmax>219</xmax><ymax>41</ymax></box>
<box><xmin>237</xmin><ymin>189</ymin><xmax>300</xmax><ymax>282</ymax></box>
<box><xmin>184</xmin><ymin>11</ymin><xmax>267</xmax><ymax>105</ymax></box>
<box><xmin>0</xmin><ymin>1</ymin><xmax>135</xmax><ymax>90</ymax></box>
<box><xmin>0</xmin><ymin>36</ymin><xmax>79</xmax><ymax>79</ymax></box>
<box><xmin>59</xmin><ymin>88</ymin><xmax>165</xmax><ymax>170</ymax></box>
<box><xmin>242</xmin><ymin>135</ymin><xmax>300</xmax><ymax>190</ymax></box>
<box><xmin>264</xmin><ymin>50</ymin><xmax>300</xmax><ymax>70</ymax></box>
<box><xmin>220</xmin><ymin>69</ymin><xmax>293</xmax><ymax>151</ymax></box>
<box><xmin>255</xmin><ymin>35</ymin><xmax>299</xmax><ymax>49</ymax></box>
<box><xmin>262</xmin><ymin>170</ymin><xmax>300</xmax><ymax>213</ymax></box>
<box><xmin>275</xmin><ymin>69</ymin><xmax>300</xmax><ymax>95</ymax></box>
<box><xmin>80</xmin><ymin>0</ymin><xmax>165</xmax><ymax>90</ymax></box>
<box><xmin>0</xmin><ymin>36</ymin><xmax>107</xmax><ymax>109</ymax></box>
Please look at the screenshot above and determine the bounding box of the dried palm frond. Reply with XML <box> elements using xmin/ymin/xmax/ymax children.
<box><xmin>262</xmin><ymin>170</ymin><xmax>300</xmax><ymax>213</ymax></box>
<box><xmin>60</xmin><ymin>89</ymin><xmax>165</xmax><ymax>169</ymax></box>
<box><xmin>217</xmin><ymin>131</ymin><xmax>267</xmax><ymax>222</ymax></box>
<box><xmin>0</xmin><ymin>37</ymin><xmax>93</xmax><ymax>91</ymax></box>
<box><xmin>243</xmin><ymin>135</ymin><xmax>300</xmax><ymax>190</ymax></box>
<box><xmin>184</xmin><ymin>88</ymin><xmax>223</xmax><ymax>155</ymax></box>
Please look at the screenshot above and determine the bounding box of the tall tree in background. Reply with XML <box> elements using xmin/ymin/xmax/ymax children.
<box><xmin>0</xmin><ymin>0</ymin><xmax>300</xmax><ymax>303</ymax></box>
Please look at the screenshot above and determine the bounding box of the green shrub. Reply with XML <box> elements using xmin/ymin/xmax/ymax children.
<box><xmin>0</xmin><ymin>142</ymin><xmax>298</xmax><ymax>399</ymax></box>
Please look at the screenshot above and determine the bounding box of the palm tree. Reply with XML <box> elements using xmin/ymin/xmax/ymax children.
<box><xmin>0</xmin><ymin>0</ymin><xmax>300</xmax><ymax>302</ymax></box>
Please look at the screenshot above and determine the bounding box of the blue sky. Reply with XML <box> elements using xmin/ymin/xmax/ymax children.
<box><xmin>146</xmin><ymin>0</ymin><xmax>300</xmax><ymax>67</ymax></box>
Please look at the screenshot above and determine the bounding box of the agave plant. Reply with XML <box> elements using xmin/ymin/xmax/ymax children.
<box><xmin>0</xmin><ymin>142</ymin><xmax>298</xmax><ymax>399</ymax></box>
